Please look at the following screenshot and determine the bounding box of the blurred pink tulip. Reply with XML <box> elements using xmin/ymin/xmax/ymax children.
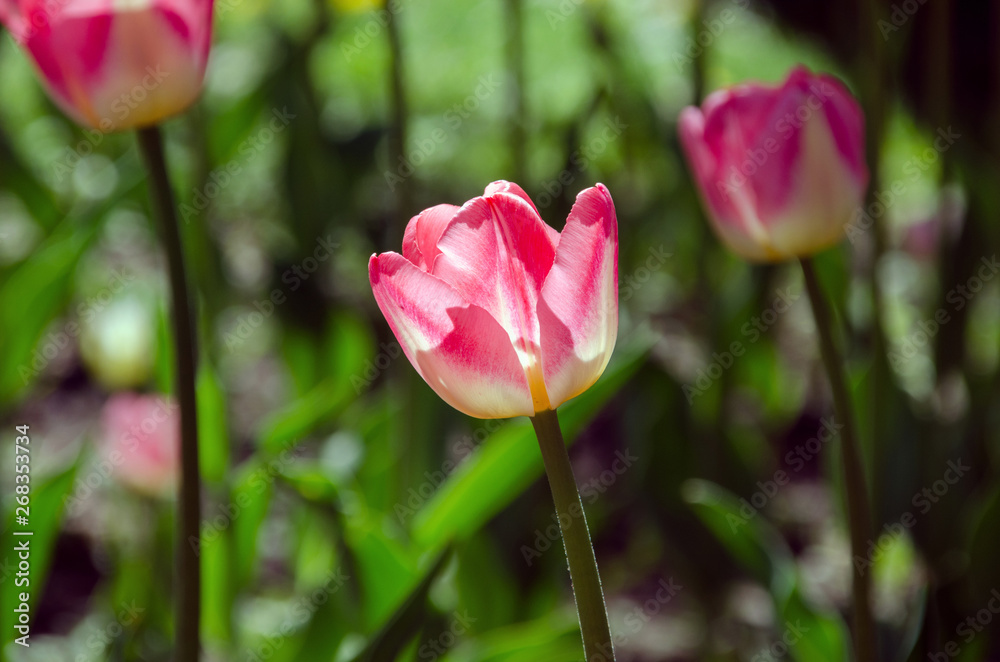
<box><xmin>679</xmin><ymin>66</ymin><xmax>868</xmax><ymax>262</ymax></box>
<box><xmin>0</xmin><ymin>0</ymin><xmax>214</xmax><ymax>131</ymax></box>
<box><xmin>369</xmin><ymin>181</ymin><xmax>618</xmax><ymax>419</ymax></box>
<box><xmin>100</xmin><ymin>392</ymin><xmax>179</xmax><ymax>496</ymax></box>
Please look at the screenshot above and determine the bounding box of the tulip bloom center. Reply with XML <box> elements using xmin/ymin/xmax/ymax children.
<box><xmin>518</xmin><ymin>339</ymin><xmax>552</xmax><ymax>412</ymax></box>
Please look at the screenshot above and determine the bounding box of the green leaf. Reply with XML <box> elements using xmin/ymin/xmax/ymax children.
<box><xmin>1</xmin><ymin>454</ymin><xmax>79</xmax><ymax>648</ymax></box>
<box><xmin>347</xmin><ymin>519</ymin><xmax>418</xmax><ymax>631</ymax></box>
<box><xmin>351</xmin><ymin>547</ymin><xmax>452</xmax><ymax>662</ymax></box>
<box><xmin>412</xmin><ymin>348</ymin><xmax>646</xmax><ymax>549</ymax></box>
<box><xmin>681</xmin><ymin>479</ymin><xmax>775</xmax><ymax>580</ymax></box>
<box><xmin>0</xmin><ymin>141</ymin><xmax>61</xmax><ymax>232</ymax></box>
<box><xmin>280</xmin><ymin>464</ymin><xmax>342</xmax><ymax>503</ymax></box>
<box><xmin>0</xmin><ymin>228</ymin><xmax>93</xmax><ymax>403</ymax></box>
<box><xmin>197</xmin><ymin>363</ymin><xmax>230</xmax><ymax>485</ymax></box>
<box><xmin>237</xmin><ymin>558</ymin><xmax>352</xmax><ymax>662</ymax></box>
<box><xmin>228</xmin><ymin>457</ymin><xmax>278</xmax><ymax>589</ymax></box>
<box><xmin>455</xmin><ymin>533</ymin><xmax>517</xmax><ymax>631</ymax></box>
<box><xmin>258</xmin><ymin>310</ymin><xmax>376</xmax><ymax>452</ymax></box>
<box><xmin>441</xmin><ymin>612</ymin><xmax>581</xmax><ymax>662</ymax></box>
<box><xmin>964</xmin><ymin>483</ymin><xmax>1000</xmax><ymax>605</ymax></box>
<box><xmin>683</xmin><ymin>479</ymin><xmax>849</xmax><ymax>662</ymax></box>
<box><xmin>201</xmin><ymin>522</ymin><xmax>233</xmax><ymax>645</ymax></box>
<box><xmin>257</xmin><ymin>378</ymin><xmax>355</xmax><ymax>454</ymax></box>
<box><xmin>153</xmin><ymin>298</ymin><xmax>174</xmax><ymax>395</ymax></box>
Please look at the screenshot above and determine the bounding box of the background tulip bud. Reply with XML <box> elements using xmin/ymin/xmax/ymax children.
<box><xmin>0</xmin><ymin>0</ymin><xmax>214</xmax><ymax>131</ymax></box>
<box><xmin>678</xmin><ymin>66</ymin><xmax>868</xmax><ymax>262</ymax></box>
<box><xmin>100</xmin><ymin>392</ymin><xmax>180</xmax><ymax>497</ymax></box>
<box><xmin>369</xmin><ymin>181</ymin><xmax>619</xmax><ymax>419</ymax></box>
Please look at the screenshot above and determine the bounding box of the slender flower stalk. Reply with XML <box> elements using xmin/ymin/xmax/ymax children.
<box><xmin>137</xmin><ymin>126</ymin><xmax>202</xmax><ymax>662</ymax></box>
<box><xmin>799</xmin><ymin>257</ymin><xmax>877</xmax><ymax>662</ymax></box>
<box><xmin>531</xmin><ymin>409</ymin><xmax>614</xmax><ymax>661</ymax></box>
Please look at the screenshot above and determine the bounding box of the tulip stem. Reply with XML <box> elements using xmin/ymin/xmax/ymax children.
<box><xmin>137</xmin><ymin>125</ymin><xmax>201</xmax><ymax>662</ymax></box>
<box><xmin>530</xmin><ymin>409</ymin><xmax>614</xmax><ymax>662</ymax></box>
<box><xmin>799</xmin><ymin>258</ymin><xmax>877</xmax><ymax>662</ymax></box>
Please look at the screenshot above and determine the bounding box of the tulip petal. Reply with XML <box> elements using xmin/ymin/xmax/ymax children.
<box><xmin>745</xmin><ymin>70</ymin><xmax>867</xmax><ymax>257</ymax></box>
<box><xmin>701</xmin><ymin>83</ymin><xmax>786</xmax><ymax>165</ymax></box>
<box><xmin>484</xmin><ymin>180</ymin><xmax>539</xmax><ymax>214</ymax></box>
<box><xmin>12</xmin><ymin>0</ymin><xmax>212</xmax><ymax>131</ymax></box>
<box><xmin>538</xmin><ymin>184</ymin><xmax>618</xmax><ymax>408</ymax></box>
<box><xmin>485</xmin><ymin>180</ymin><xmax>561</xmax><ymax>246</ymax></box>
<box><xmin>680</xmin><ymin>105</ymin><xmax>776</xmax><ymax>260</ymax></box>
<box><xmin>813</xmin><ymin>73</ymin><xmax>868</xmax><ymax>186</ymax></box>
<box><xmin>100</xmin><ymin>392</ymin><xmax>180</xmax><ymax>497</ymax></box>
<box><xmin>0</xmin><ymin>0</ymin><xmax>23</xmax><ymax>39</ymax></box>
<box><xmin>369</xmin><ymin>252</ymin><xmax>535</xmax><ymax>419</ymax></box>
<box><xmin>680</xmin><ymin>66</ymin><xmax>867</xmax><ymax>262</ymax></box>
<box><xmin>764</xmin><ymin>107</ymin><xmax>866</xmax><ymax>257</ymax></box>
<box><xmin>678</xmin><ymin>107</ymin><xmax>714</xmax><ymax>184</ymax></box>
<box><xmin>702</xmin><ymin>83</ymin><xmax>797</xmax><ymax>253</ymax></box>
<box><xmin>402</xmin><ymin>204</ymin><xmax>460</xmax><ymax>270</ymax></box>
<box><xmin>740</xmin><ymin>67</ymin><xmax>833</xmax><ymax>223</ymax></box>
<box><xmin>432</xmin><ymin>190</ymin><xmax>557</xmax><ymax>348</ymax></box>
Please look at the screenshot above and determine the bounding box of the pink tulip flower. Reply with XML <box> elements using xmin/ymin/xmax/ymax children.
<box><xmin>369</xmin><ymin>181</ymin><xmax>618</xmax><ymax>419</ymax></box>
<box><xmin>679</xmin><ymin>66</ymin><xmax>868</xmax><ymax>262</ymax></box>
<box><xmin>100</xmin><ymin>392</ymin><xmax>179</xmax><ymax>496</ymax></box>
<box><xmin>0</xmin><ymin>0</ymin><xmax>214</xmax><ymax>132</ymax></box>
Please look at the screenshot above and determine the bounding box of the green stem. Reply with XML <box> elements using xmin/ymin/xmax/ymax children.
<box><xmin>530</xmin><ymin>410</ymin><xmax>614</xmax><ymax>662</ymax></box>
<box><xmin>137</xmin><ymin>125</ymin><xmax>201</xmax><ymax>662</ymax></box>
<box><xmin>859</xmin><ymin>0</ymin><xmax>890</xmax><ymax>528</ymax></box>
<box><xmin>799</xmin><ymin>258</ymin><xmax>877</xmax><ymax>662</ymax></box>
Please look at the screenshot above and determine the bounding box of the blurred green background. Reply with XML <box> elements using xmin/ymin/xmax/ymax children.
<box><xmin>2</xmin><ymin>0</ymin><xmax>999</xmax><ymax>660</ymax></box>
